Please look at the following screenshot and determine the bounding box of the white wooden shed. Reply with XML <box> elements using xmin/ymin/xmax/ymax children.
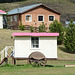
<box><xmin>0</xmin><ymin>10</ymin><xmax>6</xmax><ymax>29</ymax></box>
<box><xmin>12</xmin><ymin>33</ymin><xmax>59</xmax><ymax>60</ymax></box>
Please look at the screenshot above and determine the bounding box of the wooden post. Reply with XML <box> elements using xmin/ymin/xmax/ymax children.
<box><xmin>12</xmin><ymin>57</ymin><xmax>16</xmax><ymax>65</ymax></box>
<box><xmin>5</xmin><ymin>58</ymin><xmax>8</xmax><ymax>64</ymax></box>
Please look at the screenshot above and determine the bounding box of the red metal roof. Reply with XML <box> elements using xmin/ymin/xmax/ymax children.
<box><xmin>12</xmin><ymin>33</ymin><xmax>59</xmax><ymax>36</ymax></box>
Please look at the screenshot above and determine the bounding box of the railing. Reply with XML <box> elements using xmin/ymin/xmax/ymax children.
<box><xmin>0</xmin><ymin>46</ymin><xmax>14</xmax><ymax>61</ymax></box>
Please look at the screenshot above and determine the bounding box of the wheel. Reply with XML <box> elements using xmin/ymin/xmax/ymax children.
<box><xmin>28</xmin><ymin>52</ymin><xmax>47</xmax><ymax>67</ymax></box>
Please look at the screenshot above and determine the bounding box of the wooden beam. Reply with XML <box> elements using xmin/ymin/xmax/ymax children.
<box><xmin>65</xmin><ymin>65</ymin><xmax>75</xmax><ymax>67</ymax></box>
<box><xmin>5</xmin><ymin>58</ymin><xmax>8</xmax><ymax>64</ymax></box>
<box><xmin>12</xmin><ymin>58</ymin><xmax>16</xmax><ymax>65</ymax></box>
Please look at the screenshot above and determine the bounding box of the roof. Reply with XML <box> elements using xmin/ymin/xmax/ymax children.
<box><xmin>0</xmin><ymin>10</ymin><xmax>6</xmax><ymax>14</ymax></box>
<box><xmin>7</xmin><ymin>3</ymin><xmax>60</xmax><ymax>15</ymax></box>
<box><xmin>12</xmin><ymin>33</ymin><xmax>59</xmax><ymax>36</ymax></box>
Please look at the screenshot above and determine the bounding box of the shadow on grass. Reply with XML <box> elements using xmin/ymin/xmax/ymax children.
<box><xmin>58</xmin><ymin>46</ymin><xmax>74</xmax><ymax>54</ymax></box>
<box><xmin>0</xmin><ymin>64</ymin><xmax>64</xmax><ymax>68</ymax></box>
<box><xmin>17</xmin><ymin>64</ymin><xmax>55</xmax><ymax>67</ymax></box>
<box><xmin>45</xmin><ymin>65</ymin><xmax>54</xmax><ymax>67</ymax></box>
<box><xmin>45</xmin><ymin>65</ymin><xmax>64</xmax><ymax>68</ymax></box>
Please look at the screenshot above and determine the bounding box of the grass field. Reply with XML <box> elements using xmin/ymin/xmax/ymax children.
<box><xmin>1</xmin><ymin>60</ymin><xmax>75</xmax><ymax>75</ymax></box>
<box><xmin>0</xmin><ymin>29</ymin><xmax>75</xmax><ymax>75</ymax></box>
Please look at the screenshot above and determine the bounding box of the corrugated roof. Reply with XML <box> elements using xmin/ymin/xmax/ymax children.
<box><xmin>7</xmin><ymin>3</ymin><xmax>42</xmax><ymax>15</ymax></box>
<box><xmin>7</xmin><ymin>3</ymin><xmax>60</xmax><ymax>15</ymax></box>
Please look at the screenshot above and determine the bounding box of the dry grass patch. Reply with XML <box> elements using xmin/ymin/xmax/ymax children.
<box><xmin>0</xmin><ymin>29</ymin><xmax>30</xmax><ymax>51</ymax></box>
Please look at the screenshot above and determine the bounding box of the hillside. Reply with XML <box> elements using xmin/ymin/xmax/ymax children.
<box><xmin>0</xmin><ymin>29</ymin><xmax>75</xmax><ymax>60</ymax></box>
<box><xmin>0</xmin><ymin>0</ymin><xmax>75</xmax><ymax>23</ymax></box>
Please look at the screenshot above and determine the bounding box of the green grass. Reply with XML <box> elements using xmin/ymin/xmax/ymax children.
<box><xmin>1</xmin><ymin>61</ymin><xmax>75</xmax><ymax>75</ymax></box>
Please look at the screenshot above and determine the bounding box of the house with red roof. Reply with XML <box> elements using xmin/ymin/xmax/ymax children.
<box><xmin>7</xmin><ymin>3</ymin><xmax>60</xmax><ymax>30</ymax></box>
<box><xmin>0</xmin><ymin>10</ymin><xmax>6</xmax><ymax>29</ymax></box>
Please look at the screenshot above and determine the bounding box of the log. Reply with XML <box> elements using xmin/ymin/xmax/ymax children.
<box><xmin>65</xmin><ymin>65</ymin><xmax>75</xmax><ymax>67</ymax></box>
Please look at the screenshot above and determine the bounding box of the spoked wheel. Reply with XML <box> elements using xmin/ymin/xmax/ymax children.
<box><xmin>28</xmin><ymin>52</ymin><xmax>47</xmax><ymax>67</ymax></box>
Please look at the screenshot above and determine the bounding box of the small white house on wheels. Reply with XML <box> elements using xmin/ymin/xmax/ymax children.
<box><xmin>0</xmin><ymin>10</ymin><xmax>6</xmax><ymax>29</ymax></box>
<box><xmin>12</xmin><ymin>33</ymin><xmax>59</xmax><ymax>66</ymax></box>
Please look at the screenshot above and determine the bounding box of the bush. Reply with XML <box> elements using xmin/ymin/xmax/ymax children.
<box><xmin>30</xmin><ymin>26</ymin><xmax>34</xmax><ymax>32</ymax></box>
<box><xmin>18</xmin><ymin>23</ymin><xmax>25</xmax><ymax>30</ymax></box>
<box><xmin>49</xmin><ymin>20</ymin><xmax>64</xmax><ymax>45</ymax></box>
<box><xmin>64</xmin><ymin>20</ymin><xmax>75</xmax><ymax>53</ymax></box>
<box><xmin>39</xmin><ymin>22</ymin><xmax>46</xmax><ymax>32</ymax></box>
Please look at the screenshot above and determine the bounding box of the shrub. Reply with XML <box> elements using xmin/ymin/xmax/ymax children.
<box><xmin>30</xmin><ymin>26</ymin><xmax>34</xmax><ymax>32</ymax></box>
<box><xmin>18</xmin><ymin>23</ymin><xmax>25</xmax><ymax>30</ymax></box>
<box><xmin>49</xmin><ymin>20</ymin><xmax>64</xmax><ymax>45</ymax></box>
<box><xmin>39</xmin><ymin>22</ymin><xmax>46</xmax><ymax>32</ymax></box>
<box><xmin>64</xmin><ymin>20</ymin><xmax>75</xmax><ymax>53</ymax></box>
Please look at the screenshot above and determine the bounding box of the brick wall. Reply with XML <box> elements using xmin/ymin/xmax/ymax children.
<box><xmin>8</xmin><ymin>6</ymin><xmax>60</xmax><ymax>30</ymax></box>
<box><xmin>21</xmin><ymin>6</ymin><xmax>60</xmax><ymax>28</ymax></box>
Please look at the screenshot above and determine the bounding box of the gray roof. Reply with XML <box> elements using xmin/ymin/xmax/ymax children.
<box><xmin>7</xmin><ymin>3</ymin><xmax>42</xmax><ymax>15</ymax></box>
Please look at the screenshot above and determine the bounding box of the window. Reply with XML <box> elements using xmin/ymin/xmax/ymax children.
<box><xmin>49</xmin><ymin>16</ymin><xmax>55</xmax><ymax>21</ymax></box>
<box><xmin>38</xmin><ymin>15</ymin><xmax>44</xmax><ymax>22</ymax></box>
<box><xmin>26</xmin><ymin>15</ymin><xmax>32</xmax><ymax>22</ymax></box>
<box><xmin>11</xmin><ymin>16</ymin><xmax>13</xmax><ymax>22</ymax></box>
<box><xmin>31</xmin><ymin>37</ymin><xmax>39</xmax><ymax>48</ymax></box>
<box><xmin>14</xmin><ymin>15</ymin><xmax>17</xmax><ymax>21</ymax></box>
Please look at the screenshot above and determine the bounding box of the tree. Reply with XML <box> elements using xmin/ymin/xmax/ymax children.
<box><xmin>18</xmin><ymin>23</ymin><xmax>25</xmax><ymax>30</ymax></box>
<box><xmin>49</xmin><ymin>20</ymin><xmax>64</xmax><ymax>45</ymax></box>
<box><xmin>64</xmin><ymin>20</ymin><xmax>75</xmax><ymax>53</ymax></box>
<box><xmin>39</xmin><ymin>22</ymin><xmax>46</xmax><ymax>32</ymax></box>
<box><xmin>30</xmin><ymin>25</ymin><xmax>34</xmax><ymax>32</ymax></box>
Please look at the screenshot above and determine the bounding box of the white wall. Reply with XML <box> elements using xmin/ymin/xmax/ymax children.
<box><xmin>0</xmin><ymin>15</ymin><xmax>3</xmax><ymax>29</ymax></box>
<box><xmin>14</xmin><ymin>36</ymin><xmax>57</xmax><ymax>59</ymax></box>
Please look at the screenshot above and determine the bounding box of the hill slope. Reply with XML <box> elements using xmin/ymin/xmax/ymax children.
<box><xmin>0</xmin><ymin>0</ymin><xmax>75</xmax><ymax>22</ymax></box>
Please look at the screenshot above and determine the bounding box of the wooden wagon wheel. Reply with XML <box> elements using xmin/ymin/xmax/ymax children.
<box><xmin>28</xmin><ymin>52</ymin><xmax>47</xmax><ymax>67</ymax></box>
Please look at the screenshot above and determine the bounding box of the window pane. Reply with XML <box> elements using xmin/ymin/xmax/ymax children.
<box><xmin>31</xmin><ymin>37</ymin><xmax>34</xmax><ymax>40</ymax></box>
<box><xmin>36</xmin><ymin>45</ymin><xmax>39</xmax><ymax>48</ymax></box>
<box><xmin>36</xmin><ymin>40</ymin><xmax>39</xmax><ymax>44</ymax></box>
<box><xmin>32</xmin><ymin>40</ymin><xmax>34</xmax><ymax>44</ymax></box>
<box><xmin>26</xmin><ymin>15</ymin><xmax>31</xmax><ymax>22</ymax></box>
<box><xmin>33</xmin><ymin>45</ymin><xmax>36</xmax><ymax>48</ymax></box>
<box><xmin>14</xmin><ymin>15</ymin><xmax>17</xmax><ymax>21</ymax></box>
<box><xmin>29</xmin><ymin>16</ymin><xmax>32</xmax><ymax>21</ymax></box>
<box><xmin>49</xmin><ymin>16</ymin><xmax>54</xmax><ymax>21</ymax></box>
<box><xmin>38</xmin><ymin>16</ymin><xmax>43</xmax><ymax>21</ymax></box>
<box><xmin>31</xmin><ymin>37</ymin><xmax>39</xmax><ymax>48</ymax></box>
<box><xmin>35</xmin><ymin>37</ymin><xmax>39</xmax><ymax>40</ymax></box>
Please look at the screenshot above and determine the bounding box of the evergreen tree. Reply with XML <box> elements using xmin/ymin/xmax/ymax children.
<box><xmin>49</xmin><ymin>20</ymin><xmax>64</xmax><ymax>45</ymax></box>
<box><xmin>64</xmin><ymin>20</ymin><xmax>75</xmax><ymax>53</ymax></box>
<box><xmin>39</xmin><ymin>22</ymin><xmax>46</xmax><ymax>32</ymax></box>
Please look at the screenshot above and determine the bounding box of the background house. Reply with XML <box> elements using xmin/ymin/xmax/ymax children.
<box><xmin>0</xmin><ymin>10</ymin><xmax>6</xmax><ymax>29</ymax></box>
<box><xmin>7</xmin><ymin>3</ymin><xmax>60</xmax><ymax>30</ymax></box>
